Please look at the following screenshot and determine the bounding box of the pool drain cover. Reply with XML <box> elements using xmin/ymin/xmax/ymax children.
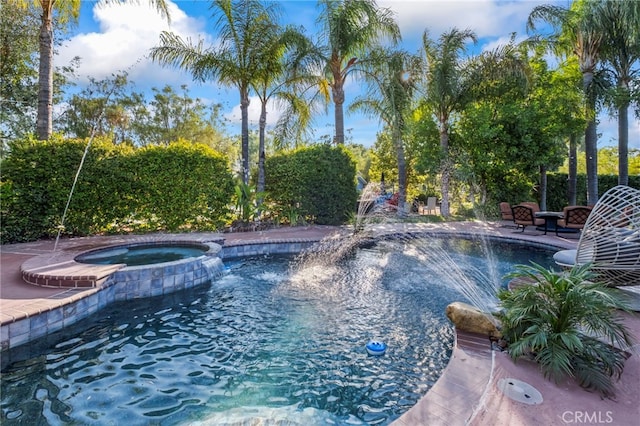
<box><xmin>497</xmin><ymin>378</ymin><xmax>543</xmax><ymax>405</ymax></box>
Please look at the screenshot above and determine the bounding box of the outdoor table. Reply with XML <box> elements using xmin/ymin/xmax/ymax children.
<box><xmin>534</xmin><ymin>211</ymin><xmax>564</xmax><ymax>236</ymax></box>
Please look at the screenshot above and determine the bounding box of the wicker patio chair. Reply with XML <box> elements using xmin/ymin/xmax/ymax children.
<box><xmin>511</xmin><ymin>204</ymin><xmax>544</xmax><ymax>232</ymax></box>
<box><xmin>556</xmin><ymin>205</ymin><xmax>593</xmax><ymax>231</ymax></box>
<box><xmin>553</xmin><ymin>185</ymin><xmax>640</xmax><ymax>286</ymax></box>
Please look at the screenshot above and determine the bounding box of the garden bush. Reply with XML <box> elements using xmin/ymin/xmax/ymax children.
<box><xmin>266</xmin><ymin>144</ymin><xmax>358</xmax><ymax>225</ymax></box>
<box><xmin>1</xmin><ymin>135</ymin><xmax>234</xmax><ymax>243</ymax></box>
<box><xmin>546</xmin><ymin>174</ymin><xmax>640</xmax><ymax>210</ymax></box>
<box><xmin>1</xmin><ymin>134</ymin><xmax>131</xmax><ymax>242</ymax></box>
<box><xmin>124</xmin><ymin>140</ymin><xmax>234</xmax><ymax>232</ymax></box>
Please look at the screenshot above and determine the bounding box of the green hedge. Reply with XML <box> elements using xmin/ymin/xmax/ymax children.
<box><xmin>545</xmin><ymin>174</ymin><xmax>640</xmax><ymax>210</ymax></box>
<box><xmin>1</xmin><ymin>136</ymin><xmax>234</xmax><ymax>243</ymax></box>
<box><xmin>124</xmin><ymin>141</ymin><xmax>234</xmax><ymax>231</ymax></box>
<box><xmin>477</xmin><ymin>172</ymin><xmax>639</xmax><ymax>220</ymax></box>
<box><xmin>265</xmin><ymin>145</ymin><xmax>358</xmax><ymax>225</ymax></box>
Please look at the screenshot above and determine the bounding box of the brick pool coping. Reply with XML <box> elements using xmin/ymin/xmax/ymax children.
<box><xmin>3</xmin><ymin>222</ymin><xmax>639</xmax><ymax>425</ymax></box>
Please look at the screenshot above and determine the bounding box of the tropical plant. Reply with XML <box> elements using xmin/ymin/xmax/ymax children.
<box><xmin>150</xmin><ymin>0</ymin><xmax>278</xmax><ymax>185</ymax></box>
<box><xmin>350</xmin><ymin>48</ymin><xmax>419</xmax><ymax>216</ymax></box>
<box><xmin>419</xmin><ymin>28</ymin><xmax>477</xmax><ymax>218</ymax></box>
<box><xmin>548</xmin><ymin>59</ymin><xmax>586</xmax><ymax>206</ymax></box>
<box><xmin>528</xmin><ymin>0</ymin><xmax>606</xmax><ymax>205</ymax></box>
<box><xmin>7</xmin><ymin>0</ymin><xmax>170</xmax><ymax>141</ymax></box>
<box><xmin>315</xmin><ymin>0</ymin><xmax>400</xmax><ymax>144</ymax></box>
<box><xmin>498</xmin><ymin>263</ymin><xmax>634</xmax><ymax>398</ymax></box>
<box><xmin>233</xmin><ymin>181</ymin><xmax>265</xmax><ymax>224</ymax></box>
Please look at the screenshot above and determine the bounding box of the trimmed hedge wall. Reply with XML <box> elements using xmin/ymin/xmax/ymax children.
<box><xmin>490</xmin><ymin>173</ymin><xmax>640</xmax><ymax>214</ymax></box>
<box><xmin>1</xmin><ymin>135</ymin><xmax>234</xmax><ymax>243</ymax></box>
<box><xmin>265</xmin><ymin>145</ymin><xmax>358</xmax><ymax>225</ymax></box>
<box><xmin>545</xmin><ymin>174</ymin><xmax>640</xmax><ymax>210</ymax></box>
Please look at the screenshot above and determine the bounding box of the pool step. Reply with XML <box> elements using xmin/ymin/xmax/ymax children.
<box><xmin>21</xmin><ymin>260</ymin><xmax>124</xmax><ymax>288</ymax></box>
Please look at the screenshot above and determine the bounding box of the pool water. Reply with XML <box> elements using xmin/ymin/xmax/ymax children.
<box><xmin>75</xmin><ymin>244</ymin><xmax>208</xmax><ymax>266</ymax></box>
<box><xmin>1</xmin><ymin>237</ymin><xmax>555</xmax><ymax>425</ymax></box>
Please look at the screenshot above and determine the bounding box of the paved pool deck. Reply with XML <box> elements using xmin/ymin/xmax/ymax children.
<box><xmin>1</xmin><ymin>221</ymin><xmax>639</xmax><ymax>425</ymax></box>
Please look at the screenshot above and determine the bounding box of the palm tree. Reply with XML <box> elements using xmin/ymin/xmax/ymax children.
<box><xmin>597</xmin><ymin>0</ymin><xmax>640</xmax><ymax>186</ymax></box>
<box><xmin>528</xmin><ymin>0</ymin><xmax>604</xmax><ymax>205</ymax></box>
<box><xmin>350</xmin><ymin>48</ymin><xmax>419</xmax><ymax>215</ymax></box>
<box><xmin>420</xmin><ymin>28</ymin><xmax>477</xmax><ymax>218</ymax></box>
<box><xmin>251</xmin><ymin>25</ymin><xmax>318</xmax><ymax>202</ymax></box>
<box><xmin>150</xmin><ymin>0</ymin><xmax>278</xmax><ymax>185</ymax></box>
<box><xmin>7</xmin><ymin>0</ymin><xmax>170</xmax><ymax>141</ymax></box>
<box><xmin>552</xmin><ymin>59</ymin><xmax>586</xmax><ymax>206</ymax></box>
<box><xmin>315</xmin><ymin>0</ymin><xmax>400</xmax><ymax>144</ymax></box>
<box><xmin>499</xmin><ymin>263</ymin><xmax>634</xmax><ymax>398</ymax></box>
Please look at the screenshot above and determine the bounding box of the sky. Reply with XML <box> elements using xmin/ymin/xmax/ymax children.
<box><xmin>58</xmin><ymin>0</ymin><xmax>640</xmax><ymax>150</ymax></box>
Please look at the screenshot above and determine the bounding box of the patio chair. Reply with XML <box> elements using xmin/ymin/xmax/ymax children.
<box><xmin>499</xmin><ymin>202</ymin><xmax>513</xmax><ymax>221</ymax></box>
<box><xmin>511</xmin><ymin>204</ymin><xmax>544</xmax><ymax>232</ymax></box>
<box><xmin>553</xmin><ymin>185</ymin><xmax>640</xmax><ymax>286</ymax></box>
<box><xmin>556</xmin><ymin>205</ymin><xmax>592</xmax><ymax>232</ymax></box>
<box><xmin>425</xmin><ymin>197</ymin><xmax>438</xmax><ymax>215</ymax></box>
<box><xmin>499</xmin><ymin>202</ymin><xmax>517</xmax><ymax>228</ymax></box>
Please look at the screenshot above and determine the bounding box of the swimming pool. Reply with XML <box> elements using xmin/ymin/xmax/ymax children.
<box><xmin>75</xmin><ymin>243</ymin><xmax>210</xmax><ymax>266</ymax></box>
<box><xmin>0</xmin><ymin>236</ymin><xmax>556</xmax><ymax>425</ymax></box>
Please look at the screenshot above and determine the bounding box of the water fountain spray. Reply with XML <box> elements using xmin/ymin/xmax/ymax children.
<box><xmin>53</xmin><ymin>79</ymin><xmax>123</xmax><ymax>251</ymax></box>
<box><xmin>50</xmin><ymin>50</ymin><xmax>147</xmax><ymax>251</ymax></box>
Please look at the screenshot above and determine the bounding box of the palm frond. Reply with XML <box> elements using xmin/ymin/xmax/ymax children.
<box><xmin>572</xmin><ymin>337</ymin><xmax>629</xmax><ymax>398</ymax></box>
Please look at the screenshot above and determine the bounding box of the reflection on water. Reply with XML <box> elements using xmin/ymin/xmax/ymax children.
<box><xmin>1</xmin><ymin>236</ymin><xmax>555</xmax><ymax>425</ymax></box>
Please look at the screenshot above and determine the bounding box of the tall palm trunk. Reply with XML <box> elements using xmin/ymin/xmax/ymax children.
<box><xmin>539</xmin><ymin>164</ymin><xmax>547</xmax><ymax>211</ymax></box>
<box><xmin>37</xmin><ymin>2</ymin><xmax>54</xmax><ymax>140</ymax></box>
<box><xmin>332</xmin><ymin>83</ymin><xmax>345</xmax><ymax>144</ymax></box>
<box><xmin>617</xmin><ymin>97</ymin><xmax>629</xmax><ymax>186</ymax></box>
<box><xmin>257</xmin><ymin>101</ymin><xmax>267</xmax><ymax>208</ymax></box>
<box><xmin>438</xmin><ymin>122</ymin><xmax>450</xmax><ymax>218</ymax></box>
<box><xmin>583</xmin><ymin>71</ymin><xmax>598</xmax><ymax>205</ymax></box>
<box><xmin>585</xmin><ymin>117</ymin><xmax>598</xmax><ymax>205</ymax></box>
<box><xmin>393</xmin><ymin>124</ymin><xmax>406</xmax><ymax>217</ymax></box>
<box><xmin>240</xmin><ymin>89</ymin><xmax>250</xmax><ymax>184</ymax></box>
<box><xmin>568</xmin><ymin>133</ymin><xmax>578</xmax><ymax>205</ymax></box>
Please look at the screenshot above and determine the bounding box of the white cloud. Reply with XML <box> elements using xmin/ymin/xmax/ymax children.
<box><xmin>226</xmin><ymin>96</ymin><xmax>284</xmax><ymax>128</ymax></box>
<box><xmin>58</xmin><ymin>0</ymin><xmax>210</xmax><ymax>90</ymax></box>
<box><xmin>380</xmin><ymin>0</ymin><xmax>548</xmax><ymax>51</ymax></box>
<box><xmin>632</xmin><ymin>122</ymin><xmax>640</xmax><ymax>150</ymax></box>
<box><xmin>599</xmin><ymin>115</ymin><xmax>640</xmax><ymax>150</ymax></box>
<box><xmin>479</xmin><ymin>33</ymin><xmax>527</xmax><ymax>54</ymax></box>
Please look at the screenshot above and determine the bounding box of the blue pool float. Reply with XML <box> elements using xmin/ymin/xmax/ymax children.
<box><xmin>366</xmin><ymin>341</ymin><xmax>387</xmax><ymax>356</ymax></box>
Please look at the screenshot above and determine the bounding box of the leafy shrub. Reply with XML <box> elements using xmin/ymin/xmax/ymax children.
<box><xmin>232</xmin><ymin>181</ymin><xmax>266</xmax><ymax>224</ymax></box>
<box><xmin>125</xmin><ymin>140</ymin><xmax>234</xmax><ymax>232</ymax></box>
<box><xmin>1</xmin><ymin>136</ymin><xmax>234</xmax><ymax>243</ymax></box>
<box><xmin>498</xmin><ymin>263</ymin><xmax>634</xmax><ymax>398</ymax></box>
<box><xmin>546</xmin><ymin>174</ymin><xmax>640</xmax><ymax>210</ymax></box>
<box><xmin>266</xmin><ymin>145</ymin><xmax>357</xmax><ymax>225</ymax></box>
<box><xmin>0</xmin><ymin>134</ymin><xmax>130</xmax><ymax>241</ymax></box>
